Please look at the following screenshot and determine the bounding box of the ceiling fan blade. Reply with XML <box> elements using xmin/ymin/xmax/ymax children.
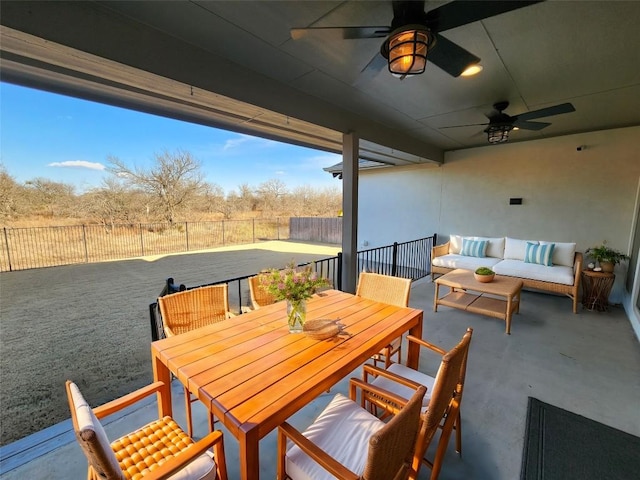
<box><xmin>428</xmin><ymin>33</ymin><xmax>480</xmax><ymax>77</ymax></box>
<box><xmin>513</xmin><ymin>120</ymin><xmax>551</xmax><ymax>131</ymax></box>
<box><xmin>425</xmin><ymin>0</ymin><xmax>543</xmax><ymax>32</ymax></box>
<box><xmin>291</xmin><ymin>26</ymin><xmax>391</xmax><ymax>41</ymax></box>
<box><xmin>439</xmin><ymin>122</ymin><xmax>489</xmax><ymax>129</ymax></box>
<box><xmin>515</xmin><ymin>103</ymin><xmax>576</xmax><ymax>121</ymax></box>
<box><xmin>353</xmin><ymin>53</ymin><xmax>388</xmax><ymax>87</ymax></box>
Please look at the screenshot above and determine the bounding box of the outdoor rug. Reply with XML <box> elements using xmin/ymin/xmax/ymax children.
<box><xmin>521</xmin><ymin>397</ymin><xmax>640</xmax><ymax>480</ymax></box>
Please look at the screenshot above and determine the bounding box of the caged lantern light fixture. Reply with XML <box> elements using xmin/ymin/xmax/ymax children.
<box><xmin>383</xmin><ymin>26</ymin><xmax>434</xmax><ymax>77</ymax></box>
<box><xmin>485</xmin><ymin>124</ymin><xmax>513</xmax><ymax>144</ymax></box>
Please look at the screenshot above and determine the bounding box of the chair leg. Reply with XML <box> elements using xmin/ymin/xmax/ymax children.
<box><xmin>214</xmin><ymin>432</ymin><xmax>229</xmax><ymax>480</ymax></box>
<box><xmin>455</xmin><ymin>410</ymin><xmax>462</xmax><ymax>455</ymax></box>
<box><xmin>183</xmin><ymin>386</ymin><xmax>194</xmax><ymax>438</ymax></box>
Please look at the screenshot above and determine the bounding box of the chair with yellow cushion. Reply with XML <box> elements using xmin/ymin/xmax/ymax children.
<box><xmin>355</xmin><ymin>271</ymin><xmax>412</xmax><ymax>368</ymax></box>
<box><xmin>66</xmin><ymin>379</ymin><xmax>228</xmax><ymax>480</ymax></box>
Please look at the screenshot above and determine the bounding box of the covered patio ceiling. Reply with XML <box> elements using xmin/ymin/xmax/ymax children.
<box><xmin>2</xmin><ymin>1</ymin><xmax>639</xmax><ymax>169</ymax></box>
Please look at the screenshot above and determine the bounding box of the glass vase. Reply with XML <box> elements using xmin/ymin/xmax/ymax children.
<box><xmin>287</xmin><ymin>299</ymin><xmax>306</xmax><ymax>333</ymax></box>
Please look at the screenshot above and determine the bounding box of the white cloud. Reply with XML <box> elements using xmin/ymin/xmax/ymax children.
<box><xmin>275</xmin><ymin>170</ymin><xmax>286</xmax><ymax>176</ymax></box>
<box><xmin>223</xmin><ymin>134</ymin><xmax>278</xmax><ymax>151</ymax></box>
<box><xmin>223</xmin><ymin>134</ymin><xmax>256</xmax><ymax>150</ymax></box>
<box><xmin>48</xmin><ymin>160</ymin><xmax>106</xmax><ymax>171</ymax></box>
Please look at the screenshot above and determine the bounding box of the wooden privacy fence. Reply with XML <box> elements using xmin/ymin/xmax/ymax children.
<box><xmin>289</xmin><ymin>217</ymin><xmax>342</xmax><ymax>244</ymax></box>
<box><xmin>0</xmin><ymin>219</ymin><xmax>289</xmax><ymax>272</ymax></box>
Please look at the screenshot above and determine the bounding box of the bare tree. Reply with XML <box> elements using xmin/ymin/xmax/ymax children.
<box><xmin>0</xmin><ymin>165</ymin><xmax>24</xmax><ymax>220</ymax></box>
<box><xmin>24</xmin><ymin>177</ymin><xmax>75</xmax><ymax>218</ymax></box>
<box><xmin>256</xmin><ymin>178</ymin><xmax>288</xmax><ymax>215</ymax></box>
<box><xmin>108</xmin><ymin>149</ymin><xmax>204</xmax><ymax>224</ymax></box>
<box><xmin>82</xmin><ymin>177</ymin><xmax>148</xmax><ymax>229</ymax></box>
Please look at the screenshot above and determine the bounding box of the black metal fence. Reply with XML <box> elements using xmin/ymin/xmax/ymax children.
<box><xmin>149</xmin><ymin>235</ymin><xmax>436</xmax><ymax>341</ymax></box>
<box><xmin>0</xmin><ymin>219</ymin><xmax>291</xmax><ymax>272</ymax></box>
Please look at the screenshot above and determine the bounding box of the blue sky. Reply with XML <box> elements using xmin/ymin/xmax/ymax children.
<box><xmin>0</xmin><ymin>82</ymin><xmax>342</xmax><ymax>194</ymax></box>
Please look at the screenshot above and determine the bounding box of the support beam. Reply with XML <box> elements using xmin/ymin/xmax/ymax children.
<box><xmin>341</xmin><ymin>132</ymin><xmax>359</xmax><ymax>293</ymax></box>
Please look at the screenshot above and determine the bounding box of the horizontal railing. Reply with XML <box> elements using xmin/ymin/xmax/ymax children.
<box><xmin>149</xmin><ymin>235</ymin><xmax>435</xmax><ymax>341</ymax></box>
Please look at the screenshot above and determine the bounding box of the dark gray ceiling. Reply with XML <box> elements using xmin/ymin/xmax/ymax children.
<box><xmin>1</xmin><ymin>1</ymin><xmax>639</xmax><ymax>166</ymax></box>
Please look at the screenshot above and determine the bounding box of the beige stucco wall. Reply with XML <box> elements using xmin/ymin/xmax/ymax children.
<box><xmin>357</xmin><ymin>125</ymin><xmax>640</xmax><ymax>336</ymax></box>
<box><xmin>358</xmin><ymin>125</ymin><xmax>640</xmax><ymax>258</ymax></box>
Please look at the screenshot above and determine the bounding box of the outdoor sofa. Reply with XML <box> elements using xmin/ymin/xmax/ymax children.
<box><xmin>432</xmin><ymin>235</ymin><xmax>583</xmax><ymax>313</ymax></box>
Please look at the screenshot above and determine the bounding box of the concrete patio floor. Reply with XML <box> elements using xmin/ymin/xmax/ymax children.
<box><xmin>2</xmin><ymin>276</ymin><xmax>639</xmax><ymax>479</ymax></box>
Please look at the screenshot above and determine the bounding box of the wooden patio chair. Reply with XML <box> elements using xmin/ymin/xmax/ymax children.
<box><xmin>157</xmin><ymin>284</ymin><xmax>234</xmax><ymax>437</ymax></box>
<box><xmin>358</xmin><ymin>328</ymin><xmax>473</xmax><ymax>480</ymax></box>
<box><xmin>355</xmin><ymin>271</ymin><xmax>412</xmax><ymax>368</ymax></box>
<box><xmin>277</xmin><ymin>382</ymin><xmax>426</xmax><ymax>480</ymax></box>
<box><xmin>248</xmin><ymin>275</ymin><xmax>277</xmax><ymax>310</ymax></box>
<box><xmin>66</xmin><ymin>379</ymin><xmax>228</xmax><ymax>480</ymax></box>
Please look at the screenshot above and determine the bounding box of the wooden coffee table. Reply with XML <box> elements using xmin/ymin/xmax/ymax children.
<box><xmin>434</xmin><ymin>269</ymin><xmax>523</xmax><ymax>334</ymax></box>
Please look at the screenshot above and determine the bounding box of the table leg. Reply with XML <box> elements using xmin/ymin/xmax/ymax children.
<box><xmin>239</xmin><ymin>427</ymin><xmax>260</xmax><ymax>480</ymax></box>
<box><xmin>505</xmin><ymin>295</ymin><xmax>512</xmax><ymax>335</ymax></box>
<box><xmin>151</xmin><ymin>350</ymin><xmax>172</xmax><ymax>418</ymax></box>
<box><xmin>433</xmin><ymin>283</ymin><xmax>439</xmax><ymax>312</ymax></box>
<box><xmin>406</xmin><ymin>311</ymin><xmax>424</xmax><ymax>370</ymax></box>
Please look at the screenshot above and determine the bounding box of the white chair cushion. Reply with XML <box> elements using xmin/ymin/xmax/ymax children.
<box><xmin>493</xmin><ymin>259</ymin><xmax>575</xmax><ymax>285</ymax></box>
<box><xmin>433</xmin><ymin>254</ymin><xmax>501</xmax><ymax>271</ymax></box>
<box><xmin>285</xmin><ymin>393</ymin><xmax>384</xmax><ymax>480</ymax></box>
<box><xmin>168</xmin><ymin>451</ymin><xmax>217</xmax><ymax>480</ymax></box>
<box><xmin>68</xmin><ymin>382</ymin><xmax>122</xmax><ymax>477</ymax></box>
<box><xmin>540</xmin><ymin>241</ymin><xmax>576</xmax><ymax>267</ymax></box>
<box><xmin>370</xmin><ymin>363</ymin><xmax>435</xmax><ymax>410</ymax></box>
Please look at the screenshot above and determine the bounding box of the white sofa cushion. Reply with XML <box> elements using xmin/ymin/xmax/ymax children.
<box><xmin>504</xmin><ymin>237</ymin><xmax>539</xmax><ymax>261</ymax></box>
<box><xmin>473</xmin><ymin>236</ymin><xmax>506</xmax><ymax>259</ymax></box>
<box><xmin>449</xmin><ymin>234</ymin><xmax>464</xmax><ymax>254</ymax></box>
<box><xmin>493</xmin><ymin>259</ymin><xmax>575</xmax><ymax>286</ymax></box>
<box><xmin>540</xmin><ymin>241</ymin><xmax>576</xmax><ymax>267</ymax></box>
<box><xmin>449</xmin><ymin>235</ymin><xmax>505</xmax><ymax>259</ymax></box>
<box><xmin>433</xmin><ymin>254</ymin><xmax>502</xmax><ymax>271</ymax></box>
<box><xmin>285</xmin><ymin>393</ymin><xmax>384</xmax><ymax>480</ymax></box>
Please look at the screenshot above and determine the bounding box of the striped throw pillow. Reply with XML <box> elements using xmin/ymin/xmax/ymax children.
<box><xmin>524</xmin><ymin>242</ymin><xmax>555</xmax><ymax>266</ymax></box>
<box><xmin>460</xmin><ymin>239</ymin><xmax>488</xmax><ymax>258</ymax></box>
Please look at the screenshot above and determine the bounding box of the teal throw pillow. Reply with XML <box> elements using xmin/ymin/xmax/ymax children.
<box><xmin>461</xmin><ymin>239</ymin><xmax>488</xmax><ymax>258</ymax></box>
<box><xmin>524</xmin><ymin>242</ymin><xmax>555</xmax><ymax>266</ymax></box>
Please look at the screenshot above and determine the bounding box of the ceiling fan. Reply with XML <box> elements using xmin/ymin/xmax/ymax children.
<box><xmin>291</xmin><ymin>0</ymin><xmax>542</xmax><ymax>78</ymax></box>
<box><xmin>441</xmin><ymin>101</ymin><xmax>576</xmax><ymax>144</ymax></box>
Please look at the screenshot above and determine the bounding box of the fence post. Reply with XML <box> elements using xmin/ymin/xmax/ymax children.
<box><xmin>139</xmin><ymin>224</ymin><xmax>145</xmax><ymax>256</ymax></box>
<box><xmin>82</xmin><ymin>224</ymin><xmax>89</xmax><ymax>263</ymax></box>
<box><xmin>277</xmin><ymin>217</ymin><xmax>280</xmax><ymax>240</ymax></box>
<box><xmin>3</xmin><ymin>227</ymin><xmax>12</xmax><ymax>272</ymax></box>
<box><xmin>433</xmin><ymin>232</ymin><xmax>438</xmax><ymax>246</ymax></box>
<box><xmin>337</xmin><ymin>252</ymin><xmax>343</xmax><ymax>291</ymax></box>
<box><xmin>222</xmin><ymin>221</ymin><xmax>225</xmax><ymax>245</ymax></box>
<box><xmin>392</xmin><ymin>242</ymin><xmax>398</xmax><ymax>276</ymax></box>
<box><xmin>185</xmin><ymin>222</ymin><xmax>189</xmax><ymax>251</ymax></box>
<box><xmin>252</xmin><ymin>218</ymin><xmax>255</xmax><ymax>243</ymax></box>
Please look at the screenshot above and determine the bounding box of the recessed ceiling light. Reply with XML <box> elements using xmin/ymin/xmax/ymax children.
<box><xmin>460</xmin><ymin>64</ymin><xmax>483</xmax><ymax>77</ymax></box>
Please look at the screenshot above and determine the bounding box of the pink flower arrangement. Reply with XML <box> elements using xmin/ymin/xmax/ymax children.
<box><xmin>259</xmin><ymin>262</ymin><xmax>330</xmax><ymax>302</ymax></box>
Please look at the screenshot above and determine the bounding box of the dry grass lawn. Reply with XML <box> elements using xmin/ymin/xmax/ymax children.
<box><xmin>0</xmin><ymin>241</ymin><xmax>340</xmax><ymax>446</ymax></box>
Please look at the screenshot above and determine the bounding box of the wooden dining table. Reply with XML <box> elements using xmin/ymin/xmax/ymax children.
<box><xmin>150</xmin><ymin>288</ymin><xmax>424</xmax><ymax>480</ymax></box>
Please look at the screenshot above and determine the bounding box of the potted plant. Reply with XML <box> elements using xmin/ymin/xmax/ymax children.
<box><xmin>585</xmin><ymin>242</ymin><xmax>629</xmax><ymax>273</ymax></box>
<box><xmin>474</xmin><ymin>266</ymin><xmax>495</xmax><ymax>283</ymax></box>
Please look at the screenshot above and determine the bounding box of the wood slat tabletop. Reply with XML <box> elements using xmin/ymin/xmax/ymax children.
<box><xmin>151</xmin><ymin>289</ymin><xmax>423</xmax><ymax>480</ymax></box>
